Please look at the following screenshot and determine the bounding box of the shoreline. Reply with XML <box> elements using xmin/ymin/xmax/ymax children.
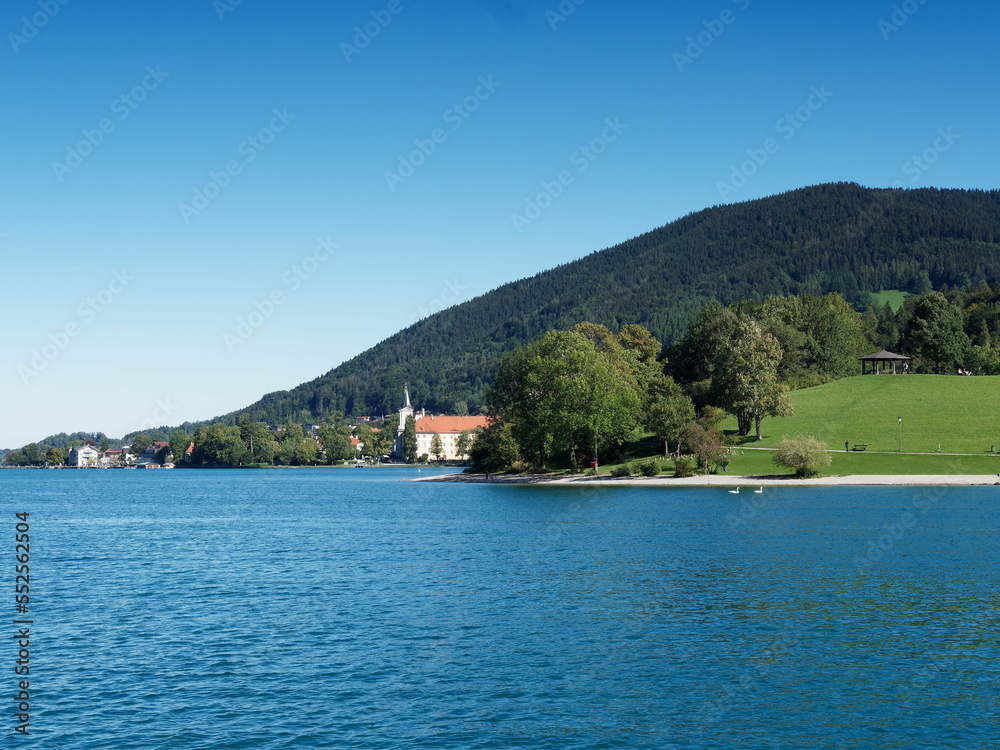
<box><xmin>413</xmin><ymin>472</ymin><xmax>1000</xmax><ymax>487</ymax></box>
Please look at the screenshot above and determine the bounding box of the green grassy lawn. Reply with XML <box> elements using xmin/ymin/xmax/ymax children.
<box><xmin>725</xmin><ymin>375</ymin><xmax>1000</xmax><ymax>455</ymax></box>
<box><xmin>870</xmin><ymin>289</ymin><xmax>912</xmax><ymax>312</ymax></box>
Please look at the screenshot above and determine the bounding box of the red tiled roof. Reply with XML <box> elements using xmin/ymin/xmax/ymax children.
<box><xmin>414</xmin><ymin>416</ymin><xmax>489</xmax><ymax>434</ymax></box>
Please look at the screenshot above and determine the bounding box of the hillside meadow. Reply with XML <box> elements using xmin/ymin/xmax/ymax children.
<box><xmin>728</xmin><ymin>374</ymin><xmax>1000</xmax><ymax>455</ymax></box>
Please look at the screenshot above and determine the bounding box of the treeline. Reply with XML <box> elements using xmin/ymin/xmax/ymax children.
<box><xmin>182</xmin><ymin>417</ymin><xmax>355</xmax><ymax>467</ymax></box>
<box><xmin>469</xmin><ymin>285</ymin><xmax>1000</xmax><ymax>472</ymax></box>
<box><xmin>864</xmin><ymin>284</ymin><xmax>1000</xmax><ymax>374</ymax></box>
<box><xmin>4</xmin><ymin>443</ymin><xmax>69</xmax><ymax>467</ymax></box>
<box><xmin>3</xmin><ymin>416</ymin><xmax>357</xmax><ymax>468</ymax></box>
<box><xmin>198</xmin><ymin>183</ymin><xmax>1000</xmax><ymax>426</ymax></box>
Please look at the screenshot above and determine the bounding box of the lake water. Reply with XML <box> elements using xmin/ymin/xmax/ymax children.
<box><xmin>4</xmin><ymin>468</ymin><xmax>999</xmax><ymax>748</ymax></box>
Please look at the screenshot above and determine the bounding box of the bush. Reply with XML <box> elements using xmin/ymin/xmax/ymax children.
<box><xmin>610</xmin><ymin>464</ymin><xmax>632</xmax><ymax>477</ymax></box>
<box><xmin>673</xmin><ymin>458</ymin><xmax>695</xmax><ymax>478</ymax></box>
<box><xmin>505</xmin><ymin>459</ymin><xmax>533</xmax><ymax>474</ymax></box>
<box><xmin>583</xmin><ymin>468</ymin><xmax>597</xmax><ymax>476</ymax></box>
<box><xmin>772</xmin><ymin>434</ymin><xmax>832</xmax><ymax>477</ymax></box>
<box><xmin>636</xmin><ymin>458</ymin><xmax>660</xmax><ymax>477</ymax></box>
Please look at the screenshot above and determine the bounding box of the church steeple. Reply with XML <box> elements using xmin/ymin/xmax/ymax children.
<box><xmin>395</xmin><ymin>383</ymin><xmax>415</xmax><ymax>451</ymax></box>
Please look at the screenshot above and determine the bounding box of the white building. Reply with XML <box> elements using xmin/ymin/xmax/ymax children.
<box><xmin>68</xmin><ymin>445</ymin><xmax>101</xmax><ymax>467</ymax></box>
<box><xmin>390</xmin><ymin>384</ymin><xmax>488</xmax><ymax>461</ymax></box>
<box><xmin>415</xmin><ymin>415</ymin><xmax>489</xmax><ymax>460</ymax></box>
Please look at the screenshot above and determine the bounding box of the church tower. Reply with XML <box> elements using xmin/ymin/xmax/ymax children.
<box><xmin>394</xmin><ymin>384</ymin><xmax>414</xmax><ymax>458</ymax></box>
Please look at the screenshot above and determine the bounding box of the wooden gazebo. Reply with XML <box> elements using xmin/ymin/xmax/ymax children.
<box><xmin>859</xmin><ymin>349</ymin><xmax>911</xmax><ymax>375</ymax></box>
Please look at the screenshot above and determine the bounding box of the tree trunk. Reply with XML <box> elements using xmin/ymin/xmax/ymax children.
<box><xmin>755</xmin><ymin>414</ymin><xmax>763</xmax><ymax>441</ymax></box>
<box><xmin>738</xmin><ymin>413</ymin><xmax>752</xmax><ymax>436</ymax></box>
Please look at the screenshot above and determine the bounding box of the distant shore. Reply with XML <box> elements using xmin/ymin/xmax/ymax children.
<box><xmin>414</xmin><ymin>473</ymin><xmax>1000</xmax><ymax>487</ymax></box>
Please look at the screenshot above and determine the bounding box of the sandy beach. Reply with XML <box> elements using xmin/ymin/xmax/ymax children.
<box><xmin>414</xmin><ymin>472</ymin><xmax>1000</xmax><ymax>487</ymax></box>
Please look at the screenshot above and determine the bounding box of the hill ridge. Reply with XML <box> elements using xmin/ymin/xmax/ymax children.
<box><xmin>136</xmin><ymin>182</ymin><xmax>1000</xmax><ymax>434</ymax></box>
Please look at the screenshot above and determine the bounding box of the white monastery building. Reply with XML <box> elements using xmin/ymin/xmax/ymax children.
<box><xmin>393</xmin><ymin>385</ymin><xmax>488</xmax><ymax>460</ymax></box>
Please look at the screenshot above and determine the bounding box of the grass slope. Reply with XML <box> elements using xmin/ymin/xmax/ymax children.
<box><xmin>870</xmin><ymin>289</ymin><xmax>912</xmax><ymax>312</ymax></box>
<box><xmin>730</xmin><ymin>375</ymin><xmax>1000</xmax><ymax>455</ymax></box>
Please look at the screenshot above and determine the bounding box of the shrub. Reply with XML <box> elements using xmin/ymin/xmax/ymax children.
<box><xmin>506</xmin><ymin>459</ymin><xmax>533</xmax><ymax>474</ymax></box>
<box><xmin>772</xmin><ymin>434</ymin><xmax>832</xmax><ymax>477</ymax></box>
<box><xmin>636</xmin><ymin>458</ymin><xmax>660</xmax><ymax>477</ymax></box>
<box><xmin>673</xmin><ymin>458</ymin><xmax>695</xmax><ymax>478</ymax></box>
<box><xmin>610</xmin><ymin>464</ymin><xmax>632</xmax><ymax>477</ymax></box>
<box><xmin>583</xmin><ymin>468</ymin><xmax>597</xmax><ymax>476</ymax></box>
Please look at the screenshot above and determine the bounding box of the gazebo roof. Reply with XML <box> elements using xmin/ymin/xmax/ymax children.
<box><xmin>858</xmin><ymin>349</ymin><xmax>911</xmax><ymax>361</ymax></box>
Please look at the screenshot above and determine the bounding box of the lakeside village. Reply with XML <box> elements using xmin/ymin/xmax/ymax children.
<box><xmin>8</xmin><ymin>387</ymin><xmax>488</xmax><ymax>469</ymax></box>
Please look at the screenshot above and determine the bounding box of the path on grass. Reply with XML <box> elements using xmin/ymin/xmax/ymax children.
<box><xmin>736</xmin><ymin>445</ymin><xmax>997</xmax><ymax>457</ymax></box>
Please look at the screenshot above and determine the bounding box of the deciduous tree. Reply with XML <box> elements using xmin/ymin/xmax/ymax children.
<box><xmin>712</xmin><ymin>319</ymin><xmax>792</xmax><ymax>440</ymax></box>
<box><xmin>130</xmin><ymin>433</ymin><xmax>152</xmax><ymax>458</ymax></box>
<box><xmin>455</xmin><ymin>429</ymin><xmax>474</xmax><ymax>461</ymax></box>
<box><xmin>169</xmin><ymin>430</ymin><xmax>190</xmax><ymax>464</ymax></box>
<box><xmin>902</xmin><ymin>291</ymin><xmax>971</xmax><ymax>372</ymax></box>
<box><xmin>469</xmin><ymin>421</ymin><xmax>519</xmax><ymax>472</ymax></box>
<box><xmin>646</xmin><ymin>378</ymin><xmax>695</xmax><ymax>457</ymax></box>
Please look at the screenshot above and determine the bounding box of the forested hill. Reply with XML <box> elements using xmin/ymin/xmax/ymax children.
<box><xmin>216</xmin><ymin>183</ymin><xmax>1000</xmax><ymax>423</ymax></box>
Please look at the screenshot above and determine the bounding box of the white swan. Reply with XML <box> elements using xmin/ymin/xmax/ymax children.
<box><xmin>728</xmin><ymin>487</ymin><xmax>739</xmax><ymax>494</ymax></box>
<box><xmin>754</xmin><ymin>487</ymin><xmax>763</xmax><ymax>494</ymax></box>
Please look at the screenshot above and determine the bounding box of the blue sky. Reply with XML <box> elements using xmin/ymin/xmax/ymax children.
<box><xmin>2</xmin><ymin>0</ymin><xmax>998</xmax><ymax>447</ymax></box>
